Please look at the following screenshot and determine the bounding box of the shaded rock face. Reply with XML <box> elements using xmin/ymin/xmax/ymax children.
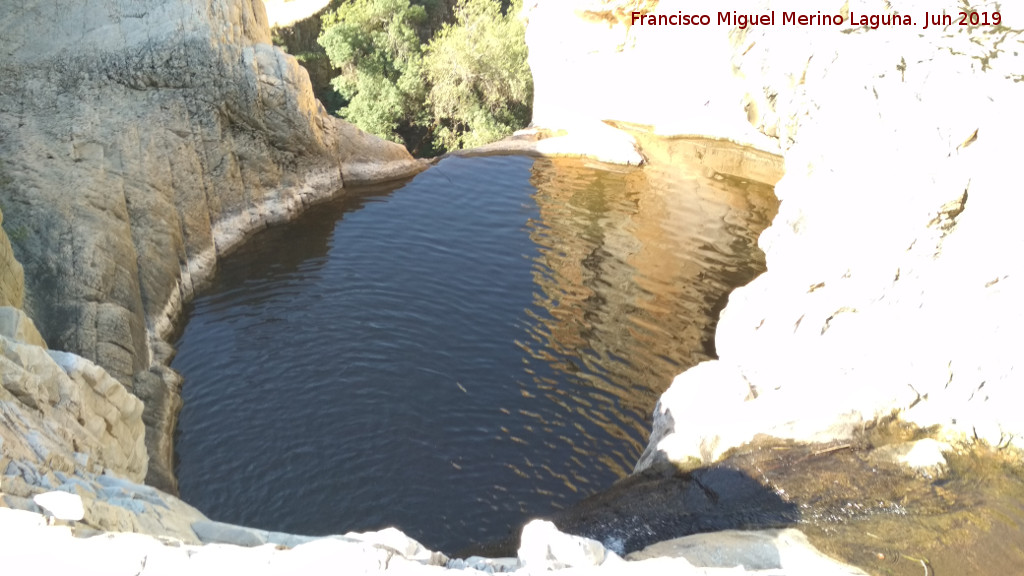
<box><xmin>0</xmin><ymin>307</ymin><xmax>147</xmax><ymax>491</ymax></box>
<box><xmin>0</xmin><ymin>0</ymin><xmax>421</xmax><ymax>490</ymax></box>
<box><xmin>526</xmin><ymin>0</ymin><xmax>1024</xmax><ymax>465</ymax></box>
<box><xmin>0</xmin><ymin>207</ymin><xmax>24</xmax><ymax>308</ymax></box>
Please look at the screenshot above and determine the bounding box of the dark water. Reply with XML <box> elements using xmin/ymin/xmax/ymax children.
<box><xmin>172</xmin><ymin>152</ymin><xmax>777</xmax><ymax>552</ymax></box>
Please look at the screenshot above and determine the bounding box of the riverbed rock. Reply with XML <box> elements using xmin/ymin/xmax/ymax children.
<box><xmin>0</xmin><ymin>504</ymin><xmax>869</xmax><ymax>576</ymax></box>
<box><xmin>0</xmin><ymin>0</ymin><xmax>424</xmax><ymax>492</ymax></box>
<box><xmin>0</xmin><ymin>315</ymin><xmax>211</xmax><ymax>541</ymax></box>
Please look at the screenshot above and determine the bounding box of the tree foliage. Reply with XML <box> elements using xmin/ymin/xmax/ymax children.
<box><xmin>317</xmin><ymin>0</ymin><xmax>431</xmax><ymax>146</ymax></box>
<box><xmin>317</xmin><ymin>0</ymin><xmax>532</xmax><ymax>155</ymax></box>
<box><xmin>423</xmin><ymin>0</ymin><xmax>532</xmax><ymax>151</ymax></box>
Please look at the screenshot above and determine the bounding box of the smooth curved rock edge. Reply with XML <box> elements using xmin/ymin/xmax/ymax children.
<box><xmin>3</xmin><ymin>0</ymin><xmax>1021</xmax><ymax>573</ymax></box>
<box><xmin>0</xmin><ymin>0</ymin><xmax>424</xmax><ymax>492</ymax></box>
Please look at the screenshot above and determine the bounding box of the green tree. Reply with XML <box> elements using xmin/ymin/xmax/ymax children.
<box><xmin>317</xmin><ymin>0</ymin><xmax>532</xmax><ymax>155</ymax></box>
<box><xmin>317</xmin><ymin>0</ymin><xmax>431</xmax><ymax>147</ymax></box>
<box><xmin>423</xmin><ymin>0</ymin><xmax>532</xmax><ymax>151</ymax></box>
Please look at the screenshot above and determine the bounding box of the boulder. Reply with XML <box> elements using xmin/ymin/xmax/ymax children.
<box><xmin>32</xmin><ymin>491</ymin><xmax>85</xmax><ymax>522</ymax></box>
<box><xmin>518</xmin><ymin>519</ymin><xmax>607</xmax><ymax>570</ymax></box>
<box><xmin>0</xmin><ymin>207</ymin><xmax>24</xmax><ymax>309</ymax></box>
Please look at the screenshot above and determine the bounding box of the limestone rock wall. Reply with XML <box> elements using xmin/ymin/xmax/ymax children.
<box><xmin>525</xmin><ymin>0</ymin><xmax>1024</xmax><ymax>467</ymax></box>
<box><xmin>1</xmin><ymin>307</ymin><xmax>145</xmax><ymax>487</ymax></box>
<box><xmin>695</xmin><ymin>0</ymin><xmax>1024</xmax><ymax>460</ymax></box>
<box><xmin>0</xmin><ymin>0</ymin><xmax>422</xmax><ymax>490</ymax></box>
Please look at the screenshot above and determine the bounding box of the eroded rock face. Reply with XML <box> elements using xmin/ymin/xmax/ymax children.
<box><xmin>0</xmin><ymin>307</ymin><xmax>203</xmax><ymax>541</ymax></box>
<box><xmin>0</xmin><ymin>307</ymin><xmax>146</xmax><ymax>484</ymax></box>
<box><xmin>0</xmin><ymin>0</ymin><xmax>422</xmax><ymax>490</ymax></box>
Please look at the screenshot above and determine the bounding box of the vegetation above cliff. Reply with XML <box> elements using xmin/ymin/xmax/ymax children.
<box><xmin>317</xmin><ymin>0</ymin><xmax>531</xmax><ymax>156</ymax></box>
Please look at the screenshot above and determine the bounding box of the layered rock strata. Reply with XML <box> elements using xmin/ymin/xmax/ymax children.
<box><xmin>0</xmin><ymin>0</ymin><xmax>423</xmax><ymax>490</ymax></box>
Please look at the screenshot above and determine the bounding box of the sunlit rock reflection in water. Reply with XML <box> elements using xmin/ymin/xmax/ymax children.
<box><xmin>172</xmin><ymin>145</ymin><xmax>780</xmax><ymax>552</ymax></box>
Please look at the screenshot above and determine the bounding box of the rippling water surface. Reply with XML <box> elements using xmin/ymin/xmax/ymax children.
<box><xmin>172</xmin><ymin>152</ymin><xmax>777</xmax><ymax>551</ymax></box>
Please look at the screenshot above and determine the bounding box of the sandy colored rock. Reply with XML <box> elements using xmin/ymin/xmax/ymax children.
<box><xmin>0</xmin><ymin>318</ymin><xmax>209</xmax><ymax>542</ymax></box>
<box><xmin>1</xmin><ymin>335</ymin><xmax>146</xmax><ymax>484</ymax></box>
<box><xmin>33</xmin><ymin>491</ymin><xmax>85</xmax><ymax>522</ymax></box>
<box><xmin>0</xmin><ymin>307</ymin><xmax>47</xmax><ymax>349</ymax></box>
<box><xmin>0</xmin><ymin>0</ymin><xmax>423</xmax><ymax>491</ymax></box>
<box><xmin>0</xmin><ymin>207</ymin><xmax>24</xmax><ymax>309</ymax></box>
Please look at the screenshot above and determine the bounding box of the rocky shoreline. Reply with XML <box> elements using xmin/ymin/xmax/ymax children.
<box><xmin>1</xmin><ymin>0</ymin><xmax>1022</xmax><ymax>574</ymax></box>
<box><xmin>0</xmin><ymin>0</ymin><xmax>424</xmax><ymax>493</ymax></box>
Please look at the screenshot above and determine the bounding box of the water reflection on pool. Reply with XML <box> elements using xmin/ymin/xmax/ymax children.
<box><xmin>172</xmin><ymin>147</ymin><xmax>778</xmax><ymax>551</ymax></box>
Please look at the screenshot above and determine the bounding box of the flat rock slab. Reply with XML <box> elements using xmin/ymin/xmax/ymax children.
<box><xmin>628</xmin><ymin>529</ymin><xmax>869</xmax><ymax>575</ymax></box>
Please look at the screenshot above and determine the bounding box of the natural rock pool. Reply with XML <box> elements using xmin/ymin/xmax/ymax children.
<box><xmin>171</xmin><ymin>149</ymin><xmax>779</xmax><ymax>552</ymax></box>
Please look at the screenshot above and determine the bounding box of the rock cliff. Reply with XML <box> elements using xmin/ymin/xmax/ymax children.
<box><xmin>0</xmin><ymin>0</ymin><xmax>423</xmax><ymax>490</ymax></box>
<box><xmin>2</xmin><ymin>0</ymin><xmax>1021</xmax><ymax>573</ymax></box>
<box><xmin>523</xmin><ymin>0</ymin><xmax>1024</xmax><ymax>466</ymax></box>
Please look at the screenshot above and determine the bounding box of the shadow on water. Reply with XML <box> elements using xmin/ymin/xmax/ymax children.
<box><xmin>183</xmin><ymin>178</ymin><xmax>418</xmax><ymax>292</ymax></box>
<box><xmin>171</xmin><ymin>144</ymin><xmax>781</xmax><ymax>552</ymax></box>
<box><xmin>460</xmin><ymin>463</ymin><xmax>800</xmax><ymax>558</ymax></box>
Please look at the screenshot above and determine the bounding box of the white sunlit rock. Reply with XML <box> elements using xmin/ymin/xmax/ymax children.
<box><xmin>518</xmin><ymin>520</ymin><xmax>606</xmax><ymax>570</ymax></box>
<box><xmin>33</xmin><ymin>491</ymin><xmax>85</xmax><ymax>522</ymax></box>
